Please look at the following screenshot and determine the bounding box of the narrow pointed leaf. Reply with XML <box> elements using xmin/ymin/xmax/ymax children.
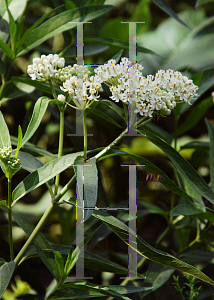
<box><xmin>206</xmin><ymin>118</ymin><xmax>214</xmax><ymax>191</ymax></box>
<box><xmin>174</xmin><ymin>97</ymin><xmax>213</xmax><ymax>137</ymax></box>
<box><xmin>139</xmin><ymin>128</ymin><xmax>214</xmax><ymax>204</ymax></box>
<box><xmin>21</xmin><ymin>96</ymin><xmax>51</xmax><ymax>147</ymax></box>
<box><xmin>152</xmin><ymin>0</ymin><xmax>190</xmax><ymax>28</ymax></box>
<box><xmin>0</xmin><ymin>261</ymin><xmax>15</xmax><ymax>298</ymax></box>
<box><xmin>73</xmin><ymin>156</ymin><xmax>98</xmax><ymax>221</ymax></box>
<box><xmin>98</xmin><ymin>149</ymin><xmax>194</xmax><ymax>204</ymax></box>
<box><xmin>17</xmin><ymin>6</ymin><xmax>63</xmax><ymax>50</ymax></box>
<box><xmin>48</xmin><ymin>282</ymin><xmax>151</xmax><ymax>299</ymax></box>
<box><xmin>12</xmin><ymin>151</ymin><xmax>82</xmax><ymax>203</ymax></box>
<box><xmin>0</xmin><ymin>111</ymin><xmax>11</xmax><ymax>149</ymax></box>
<box><xmin>93</xmin><ymin>210</ymin><xmax>214</xmax><ymax>286</ymax></box>
<box><xmin>12</xmin><ymin>211</ymin><xmax>60</xmax><ymax>282</ymax></box>
<box><xmin>0</xmin><ymin>39</ymin><xmax>14</xmax><ymax>60</ymax></box>
<box><xmin>17</xmin><ymin>5</ymin><xmax>114</xmax><ymax>56</ymax></box>
<box><xmin>15</xmin><ymin>125</ymin><xmax>22</xmax><ymax>158</ymax></box>
<box><xmin>85</xmin><ymin>37</ymin><xmax>162</xmax><ymax>56</ymax></box>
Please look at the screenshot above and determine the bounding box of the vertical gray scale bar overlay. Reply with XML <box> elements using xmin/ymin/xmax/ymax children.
<box><xmin>74</xmin><ymin>165</ymin><xmax>93</xmax><ymax>279</ymax></box>
<box><xmin>121</xmin><ymin>22</ymin><xmax>145</xmax><ymax>136</ymax></box>
<box><xmin>76</xmin><ymin>164</ymin><xmax>84</xmax><ymax>279</ymax></box>
<box><xmin>67</xmin><ymin>22</ymin><xmax>92</xmax><ymax>137</ymax></box>
<box><xmin>128</xmin><ymin>22</ymin><xmax>137</xmax><ymax>136</ymax></box>
<box><xmin>128</xmin><ymin>165</ymin><xmax>137</xmax><ymax>277</ymax></box>
<box><xmin>120</xmin><ymin>164</ymin><xmax>144</xmax><ymax>279</ymax></box>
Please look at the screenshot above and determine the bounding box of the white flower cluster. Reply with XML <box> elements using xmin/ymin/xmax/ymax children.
<box><xmin>27</xmin><ymin>54</ymin><xmax>65</xmax><ymax>81</ymax></box>
<box><xmin>94</xmin><ymin>57</ymin><xmax>198</xmax><ymax>117</ymax></box>
<box><xmin>0</xmin><ymin>147</ymin><xmax>20</xmax><ymax>168</ymax></box>
<box><xmin>58</xmin><ymin>74</ymin><xmax>101</xmax><ymax>109</ymax></box>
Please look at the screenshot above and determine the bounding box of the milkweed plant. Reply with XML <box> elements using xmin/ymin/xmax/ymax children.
<box><xmin>0</xmin><ymin>1</ymin><xmax>214</xmax><ymax>300</ymax></box>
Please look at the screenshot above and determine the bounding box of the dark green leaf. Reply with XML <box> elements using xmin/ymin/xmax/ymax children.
<box><xmin>85</xmin><ymin>37</ymin><xmax>162</xmax><ymax>57</ymax></box>
<box><xmin>17</xmin><ymin>6</ymin><xmax>63</xmax><ymax>50</ymax></box>
<box><xmin>48</xmin><ymin>282</ymin><xmax>151</xmax><ymax>299</ymax></box>
<box><xmin>0</xmin><ymin>39</ymin><xmax>14</xmax><ymax>60</ymax></box>
<box><xmin>206</xmin><ymin>119</ymin><xmax>214</xmax><ymax>191</ymax></box>
<box><xmin>73</xmin><ymin>156</ymin><xmax>98</xmax><ymax>221</ymax></box>
<box><xmin>152</xmin><ymin>0</ymin><xmax>190</xmax><ymax>28</ymax></box>
<box><xmin>65</xmin><ymin>44</ymin><xmax>109</xmax><ymax>57</ymax></box>
<box><xmin>12</xmin><ymin>211</ymin><xmax>60</xmax><ymax>282</ymax></box>
<box><xmin>12</xmin><ymin>151</ymin><xmax>83</xmax><ymax>203</ymax></box>
<box><xmin>174</xmin><ymin>97</ymin><xmax>213</xmax><ymax>137</ymax></box>
<box><xmin>21</xmin><ymin>96</ymin><xmax>51</xmax><ymax>147</ymax></box>
<box><xmin>7</xmin><ymin>6</ymin><xmax>17</xmax><ymax>52</ymax></box>
<box><xmin>98</xmin><ymin>149</ymin><xmax>195</xmax><ymax>204</ymax></box>
<box><xmin>0</xmin><ymin>57</ymin><xmax>5</xmax><ymax>75</ymax></box>
<box><xmin>180</xmin><ymin>141</ymin><xmax>209</xmax><ymax>151</ymax></box>
<box><xmin>93</xmin><ymin>210</ymin><xmax>214</xmax><ymax>286</ymax></box>
<box><xmin>170</xmin><ymin>203</ymin><xmax>214</xmax><ymax>221</ymax></box>
<box><xmin>90</xmin><ymin>108</ymin><xmax>122</xmax><ymax>128</ymax></box>
<box><xmin>139</xmin><ymin>128</ymin><xmax>214</xmax><ymax>205</ymax></box>
<box><xmin>11</xmin><ymin>136</ymin><xmax>56</xmax><ymax>158</ymax></box>
<box><xmin>0</xmin><ymin>261</ymin><xmax>15</xmax><ymax>298</ymax></box>
<box><xmin>98</xmin><ymin>99</ymin><xmax>126</xmax><ymax>121</ymax></box>
<box><xmin>0</xmin><ymin>80</ymin><xmax>35</xmax><ymax>103</ymax></box>
<box><xmin>11</xmin><ymin>76</ymin><xmax>59</xmax><ymax>95</ymax></box>
<box><xmin>17</xmin><ymin>5</ymin><xmax>114</xmax><ymax>56</ymax></box>
<box><xmin>54</xmin><ymin>251</ymin><xmax>65</xmax><ymax>280</ymax></box>
<box><xmin>0</xmin><ymin>200</ymin><xmax>7</xmax><ymax>208</ymax></box>
<box><xmin>15</xmin><ymin>125</ymin><xmax>22</xmax><ymax>158</ymax></box>
<box><xmin>0</xmin><ymin>111</ymin><xmax>11</xmax><ymax>149</ymax></box>
<box><xmin>195</xmin><ymin>0</ymin><xmax>214</xmax><ymax>7</ymax></box>
<box><xmin>141</xmin><ymin>262</ymin><xmax>174</xmax><ymax>297</ymax></box>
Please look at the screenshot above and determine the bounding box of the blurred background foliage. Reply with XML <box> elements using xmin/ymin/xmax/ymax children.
<box><xmin>0</xmin><ymin>0</ymin><xmax>214</xmax><ymax>299</ymax></box>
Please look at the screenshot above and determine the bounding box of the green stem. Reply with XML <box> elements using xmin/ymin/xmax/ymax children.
<box><xmin>14</xmin><ymin>174</ymin><xmax>76</xmax><ymax>267</ymax></box>
<box><xmin>8</xmin><ymin>178</ymin><xmax>14</xmax><ymax>261</ymax></box>
<box><xmin>49</xmin><ymin>79</ymin><xmax>58</xmax><ymax>99</ymax></box>
<box><xmin>54</xmin><ymin>109</ymin><xmax>64</xmax><ymax>196</ymax></box>
<box><xmin>14</xmin><ymin>203</ymin><xmax>54</xmax><ymax>266</ymax></box>
<box><xmin>95</xmin><ymin>117</ymin><xmax>152</xmax><ymax>161</ymax></box>
<box><xmin>123</xmin><ymin>103</ymin><xmax>128</xmax><ymax>123</ymax></box>
<box><xmin>95</xmin><ymin>127</ymin><xmax>128</xmax><ymax>160</ymax></box>
<box><xmin>83</xmin><ymin>109</ymin><xmax>87</xmax><ymax>160</ymax></box>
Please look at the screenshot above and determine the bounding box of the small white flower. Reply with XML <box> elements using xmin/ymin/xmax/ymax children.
<box><xmin>57</xmin><ymin>94</ymin><xmax>65</xmax><ymax>102</ymax></box>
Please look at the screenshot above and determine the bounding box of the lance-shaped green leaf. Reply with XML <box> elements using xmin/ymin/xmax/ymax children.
<box><xmin>0</xmin><ymin>39</ymin><xmax>14</xmax><ymax>61</ymax></box>
<box><xmin>206</xmin><ymin>118</ymin><xmax>214</xmax><ymax>191</ymax></box>
<box><xmin>16</xmin><ymin>6</ymin><xmax>63</xmax><ymax>50</ymax></box>
<box><xmin>93</xmin><ymin>210</ymin><xmax>214</xmax><ymax>286</ymax></box>
<box><xmin>17</xmin><ymin>5</ymin><xmax>114</xmax><ymax>56</ymax></box>
<box><xmin>139</xmin><ymin>128</ymin><xmax>214</xmax><ymax>205</ymax></box>
<box><xmin>0</xmin><ymin>261</ymin><xmax>15</xmax><ymax>298</ymax></box>
<box><xmin>0</xmin><ymin>111</ymin><xmax>11</xmax><ymax>149</ymax></box>
<box><xmin>12</xmin><ymin>151</ymin><xmax>83</xmax><ymax>203</ymax></box>
<box><xmin>98</xmin><ymin>149</ymin><xmax>194</xmax><ymax>204</ymax></box>
<box><xmin>21</xmin><ymin>96</ymin><xmax>51</xmax><ymax>147</ymax></box>
<box><xmin>85</xmin><ymin>37</ymin><xmax>162</xmax><ymax>57</ymax></box>
<box><xmin>73</xmin><ymin>156</ymin><xmax>98</xmax><ymax>221</ymax></box>
<box><xmin>12</xmin><ymin>211</ymin><xmax>60</xmax><ymax>282</ymax></box>
<box><xmin>174</xmin><ymin>97</ymin><xmax>213</xmax><ymax>137</ymax></box>
<box><xmin>15</xmin><ymin>125</ymin><xmax>22</xmax><ymax>158</ymax></box>
<box><xmin>152</xmin><ymin>0</ymin><xmax>190</xmax><ymax>28</ymax></box>
<box><xmin>48</xmin><ymin>281</ymin><xmax>151</xmax><ymax>300</ymax></box>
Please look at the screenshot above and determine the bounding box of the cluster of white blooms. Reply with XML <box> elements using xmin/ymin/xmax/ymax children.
<box><xmin>55</xmin><ymin>64</ymin><xmax>91</xmax><ymax>82</ymax></box>
<box><xmin>27</xmin><ymin>55</ymin><xmax>198</xmax><ymax>116</ymax></box>
<box><xmin>0</xmin><ymin>147</ymin><xmax>20</xmax><ymax>168</ymax></box>
<box><xmin>94</xmin><ymin>57</ymin><xmax>198</xmax><ymax>117</ymax></box>
<box><xmin>27</xmin><ymin>54</ymin><xmax>65</xmax><ymax>81</ymax></box>
<box><xmin>154</xmin><ymin>69</ymin><xmax>199</xmax><ymax>105</ymax></box>
<box><xmin>58</xmin><ymin>74</ymin><xmax>101</xmax><ymax>109</ymax></box>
